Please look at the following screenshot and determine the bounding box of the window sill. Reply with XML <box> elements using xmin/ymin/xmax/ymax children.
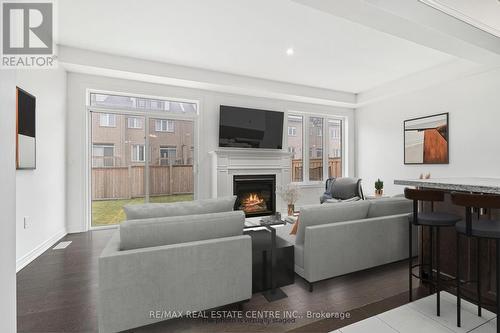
<box><xmin>290</xmin><ymin>182</ymin><xmax>324</xmax><ymax>188</ymax></box>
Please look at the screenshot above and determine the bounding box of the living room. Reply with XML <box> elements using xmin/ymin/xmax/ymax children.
<box><xmin>1</xmin><ymin>1</ymin><xmax>500</xmax><ymax>333</ymax></box>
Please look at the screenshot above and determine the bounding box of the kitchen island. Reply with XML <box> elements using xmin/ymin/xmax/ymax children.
<box><xmin>395</xmin><ymin>177</ymin><xmax>500</xmax><ymax>195</ymax></box>
<box><xmin>395</xmin><ymin>177</ymin><xmax>500</xmax><ymax>307</ymax></box>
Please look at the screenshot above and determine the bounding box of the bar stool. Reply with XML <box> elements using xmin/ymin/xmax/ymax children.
<box><xmin>452</xmin><ymin>192</ymin><xmax>500</xmax><ymax>332</ymax></box>
<box><xmin>405</xmin><ymin>188</ymin><xmax>461</xmax><ymax>316</ymax></box>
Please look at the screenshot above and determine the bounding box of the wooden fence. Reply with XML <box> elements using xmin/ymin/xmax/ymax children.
<box><xmin>291</xmin><ymin>158</ymin><xmax>342</xmax><ymax>182</ymax></box>
<box><xmin>92</xmin><ymin>165</ymin><xmax>194</xmax><ymax>200</ymax></box>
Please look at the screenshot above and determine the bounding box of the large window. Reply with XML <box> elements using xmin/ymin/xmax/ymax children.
<box><xmin>287</xmin><ymin>115</ymin><xmax>303</xmax><ymax>182</ymax></box>
<box><xmin>89</xmin><ymin>94</ymin><xmax>197</xmax><ymax>228</ymax></box>
<box><xmin>328</xmin><ymin>119</ymin><xmax>343</xmax><ymax>177</ymax></box>
<box><xmin>309</xmin><ymin>117</ymin><xmax>324</xmax><ymax>181</ymax></box>
<box><xmin>288</xmin><ymin>113</ymin><xmax>343</xmax><ymax>183</ymax></box>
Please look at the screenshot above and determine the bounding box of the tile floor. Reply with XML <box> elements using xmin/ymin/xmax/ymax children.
<box><xmin>332</xmin><ymin>292</ymin><xmax>497</xmax><ymax>333</ymax></box>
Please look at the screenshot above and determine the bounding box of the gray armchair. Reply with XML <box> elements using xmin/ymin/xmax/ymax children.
<box><xmin>320</xmin><ymin>177</ymin><xmax>364</xmax><ymax>204</ymax></box>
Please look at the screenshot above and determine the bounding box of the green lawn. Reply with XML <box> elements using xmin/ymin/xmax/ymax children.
<box><xmin>92</xmin><ymin>194</ymin><xmax>194</xmax><ymax>227</ymax></box>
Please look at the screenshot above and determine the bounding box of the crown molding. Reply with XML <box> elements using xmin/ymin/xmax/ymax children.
<box><xmin>419</xmin><ymin>0</ymin><xmax>500</xmax><ymax>38</ymax></box>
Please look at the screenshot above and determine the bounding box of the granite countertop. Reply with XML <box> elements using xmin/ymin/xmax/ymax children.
<box><xmin>394</xmin><ymin>177</ymin><xmax>500</xmax><ymax>195</ymax></box>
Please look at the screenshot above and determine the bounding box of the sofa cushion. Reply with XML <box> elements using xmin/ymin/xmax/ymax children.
<box><xmin>296</xmin><ymin>200</ymin><xmax>370</xmax><ymax>245</ymax></box>
<box><xmin>295</xmin><ymin>244</ymin><xmax>304</xmax><ymax>269</ymax></box>
<box><xmin>367</xmin><ymin>197</ymin><xmax>412</xmax><ymax>218</ymax></box>
<box><xmin>119</xmin><ymin>210</ymin><xmax>245</xmax><ymax>251</ymax></box>
<box><xmin>123</xmin><ymin>196</ymin><xmax>236</xmax><ymax>220</ymax></box>
<box><xmin>275</xmin><ymin>224</ymin><xmax>304</xmax><ymax>268</ymax></box>
<box><xmin>275</xmin><ymin>223</ymin><xmax>296</xmax><ymax>245</ymax></box>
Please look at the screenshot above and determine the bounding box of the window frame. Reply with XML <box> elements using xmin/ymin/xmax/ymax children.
<box><xmin>159</xmin><ymin>146</ymin><xmax>177</xmax><ymax>165</ymax></box>
<box><xmin>286</xmin><ymin>111</ymin><xmax>346</xmax><ymax>185</ymax></box>
<box><xmin>89</xmin><ymin>92</ymin><xmax>194</xmax><ymax>115</ymax></box>
<box><xmin>127</xmin><ymin>117</ymin><xmax>143</xmax><ymax>129</ymax></box>
<box><xmin>99</xmin><ymin>113</ymin><xmax>116</xmax><ymax>127</ymax></box>
<box><xmin>287</xmin><ymin>114</ymin><xmax>304</xmax><ymax>183</ymax></box>
<box><xmin>308</xmin><ymin>116</ymin><xmax>325</xmax><ymax>182</ymax></box>
<box><xmin>155</xmin><ymin>119</ymin><xmax>175</xmax><ymax>132</ymax></box>
<box><xmin>131</xmin><ymin>144</ymin><xmax>146</xmax><ymax>162</ymax></box>
<box><xmin>92</xmin><ymin>144</ymin><xmax>115</xmax><ymax>167</ymax></box>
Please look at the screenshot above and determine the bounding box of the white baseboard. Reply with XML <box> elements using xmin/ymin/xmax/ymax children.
<box><xmin>16</xmin><ymin>230</ymin><xmax>67</xmax><ymax>272</ymax></box>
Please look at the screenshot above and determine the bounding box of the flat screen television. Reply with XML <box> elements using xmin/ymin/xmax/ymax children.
<box><xmin>16</xmin><ymin>87</ymin><xmax>36</xmax><ymax>169</ymax></box>
<box><xmin>218</xmin><ymin>105</ymin><xmax>284</xmax><ymax>149</ymax></box>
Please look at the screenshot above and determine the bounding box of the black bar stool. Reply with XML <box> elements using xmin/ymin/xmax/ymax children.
<box><xmin>405</xmin><ymin>188</ymin><xmax>461</xmax><ymax>316</ymax></box>
<box><xmin>452</xmin><ymin>192</ymin><xmax>500</xmax><ymax>332</ymax></box>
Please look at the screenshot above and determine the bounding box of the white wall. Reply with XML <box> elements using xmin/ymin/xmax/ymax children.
<box><xmin>356</xmin><ymin>68</ymin><xmax>500</xmax><ymax>196</ymax></box>
<box><xmin>66</xmin><ymin>73</ymin><xmax>355</xmax><ymax>232</ymax></box>
<box><xmin>0</xmin><ymin>70</ymin><xmax>17</xmax><ymax>333</ymax></box>
<box><xmin>16</xmin><ymin>68</ymin><xmax>67</xmax><ymax>271</ymax></box>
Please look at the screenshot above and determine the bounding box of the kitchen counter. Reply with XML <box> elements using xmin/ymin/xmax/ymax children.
<box><xmin>394</xmin><ymin>177</ymin><xmax>500</xmax><ymax>304</ymax></box>
<box><xmin>394</xmin><ymin>177</ymin><xmax>500</xmax><ymax>194</ymax></box>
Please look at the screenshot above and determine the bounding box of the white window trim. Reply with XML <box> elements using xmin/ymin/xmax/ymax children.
<box><xmin>99</xmin><ymin>113</ymin><xmax>116</xmax><ymax>127</ymax></box>
<box><xmin>127</xmin><ymin>117</ymin><xmax>143</xmax><ymax>129</ymax></box>
<box><xmin>159</xmin><ymin>146</ymin><xmax>176</xmax><ymax>155</ymax></box>
<box><xmin>131</xmin><ymin>144</ymin><xmax>146</xmax><ymax>162</ymax></box>
<box><xmin>92</xmin><ymin>144</ymin><xmax>115</xmax><ymax>167</ymax></box>
<box><xmin>159</xmin><ymin>146</ymin><xmax>177</xmax><ymax>165</ymax></box>
<box><xmin>287</xmin><ymin>111</ymin><xmax>346</xmax><ymax>185</ymax></box>
<box><xmin>155</xmin><ymin>119</ymin><xmax>175</xmax><ymax>132</ymax></box>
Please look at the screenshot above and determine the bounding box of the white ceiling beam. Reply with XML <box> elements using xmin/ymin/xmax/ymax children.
<box><xmin>58</xmin><ymin>45</ymin><xmax>356</xmax><ymax>108</ymax></box>
<box><xmin>293</xmin><ymin>0</ymin><xmax>500</xmax><ymax>66</ymax></box>
<box><xmin>357</xmin><ymin>59</ymin><xmax>495</xmax><ymax>105</ymax></box>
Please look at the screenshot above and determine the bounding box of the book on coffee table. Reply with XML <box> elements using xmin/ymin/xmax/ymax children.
<box><xmin>284</xmin><ymin>215</ymin><xmax>298</xmax><ymax>224</ymax></box>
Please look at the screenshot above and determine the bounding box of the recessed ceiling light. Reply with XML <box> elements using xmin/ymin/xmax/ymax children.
<box><xmin>286</xmin><ymin>48</ymin><xmax>294</xmax><ymax>56</ymax></box>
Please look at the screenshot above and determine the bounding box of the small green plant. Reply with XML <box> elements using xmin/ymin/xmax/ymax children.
<box><xmin>375</xmin><ymin>179</ymin><xmax>384</xmax><ymax>191</ymax></box>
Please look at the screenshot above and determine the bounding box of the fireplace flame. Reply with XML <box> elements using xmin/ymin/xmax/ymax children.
<box><xmin>241</xmin><ymin>192</ymin><xmax>267</xmax><ymax>213</ymax></box>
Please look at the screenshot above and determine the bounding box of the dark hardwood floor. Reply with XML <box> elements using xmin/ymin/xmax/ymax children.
<box><xmin>17</xmin><ymin>229</ymin><xmax>427</xmax><ymax>333</ymax></box>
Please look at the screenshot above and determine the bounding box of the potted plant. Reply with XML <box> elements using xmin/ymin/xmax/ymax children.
<box><xmin>277</xmin><ymin>184</ymin><xmax>300</xmax><ymax>216</ymax></box>
<box><xmin>375</xmin><ymin>179</ymin><xmax>384</xmax><ymax>197</ymax></box>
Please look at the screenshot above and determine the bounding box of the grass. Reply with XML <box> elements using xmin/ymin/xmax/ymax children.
<box><xmin>91</xmin><ymin>194</ymin><xmax>194</xmax><ymax>227</ymax></box>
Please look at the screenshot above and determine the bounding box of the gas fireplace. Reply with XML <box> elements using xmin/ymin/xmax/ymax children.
<box><xmin>233</xmin><ymin>174</ymin><xmax>276</xmax><ymax>217</ymax></box>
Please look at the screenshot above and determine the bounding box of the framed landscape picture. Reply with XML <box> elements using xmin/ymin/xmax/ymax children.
<box><xmin>16</xmin><ymin>87</ymin><xmax>36</xmax><ymax>170</ymax></box>
<box><xmin>404</xmin><ymin>113</ymin><xmax>448</xmax><ymax>164</ymax></box>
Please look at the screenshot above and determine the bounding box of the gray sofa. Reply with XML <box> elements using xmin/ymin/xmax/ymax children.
<box><xmin>98</xmin><ymin>197</ymin><xmax>252</xmax><ymax>333</ymax></box>
<box><xmin>276</xmin><ymin>197</ymin><xmax>417</xmax><ymax>290</ymax></box>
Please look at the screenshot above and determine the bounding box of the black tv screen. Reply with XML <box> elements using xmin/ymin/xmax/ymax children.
<box><xmin>16</xmin><ymin>87</ymin><xmax>36</xmax><ymax>169</ymax></box>
<box><xmin>219</xmin><ymin>105</ymin><xmax>284</xmax><ymax>149</ymax></box>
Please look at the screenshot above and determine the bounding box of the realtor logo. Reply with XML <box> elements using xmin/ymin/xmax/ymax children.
<box><xmin>2</xmin><ymin>1</ymin><xmax>56</xmax><ymax>68</ymax></box>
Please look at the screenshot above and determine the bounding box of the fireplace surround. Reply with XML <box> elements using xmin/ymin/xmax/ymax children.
<box><xmin>233</xmin><ymin>174</ymin><xmax>276</xmax><ymax>217</ymax></box>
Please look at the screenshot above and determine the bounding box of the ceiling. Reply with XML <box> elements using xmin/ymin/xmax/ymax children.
<box><xmin>57</xmin><ymin>0</ymin><xmax>456</xmax><ymax>93</ymax></box>
<box><xmin>420</xmin><ymin>0</ymin><xmax>500</xmax><ymax>38</ymax></box>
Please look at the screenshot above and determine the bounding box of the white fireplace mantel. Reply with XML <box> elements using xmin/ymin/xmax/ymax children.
<box><xmin>209</xmin><ymin>148</ymin><xmax>292</xmax><ymax>212</ymax></box>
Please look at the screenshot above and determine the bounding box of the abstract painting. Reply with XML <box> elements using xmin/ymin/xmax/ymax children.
<box><xmin>16</xmin><ymin>87</ymin><xmax>36</xmax><ymax>169</ymax></box>
<box><xmin>404</xmin><ymin>113</ymin><xmax>448</xmax><ymax>164</ymax></box>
